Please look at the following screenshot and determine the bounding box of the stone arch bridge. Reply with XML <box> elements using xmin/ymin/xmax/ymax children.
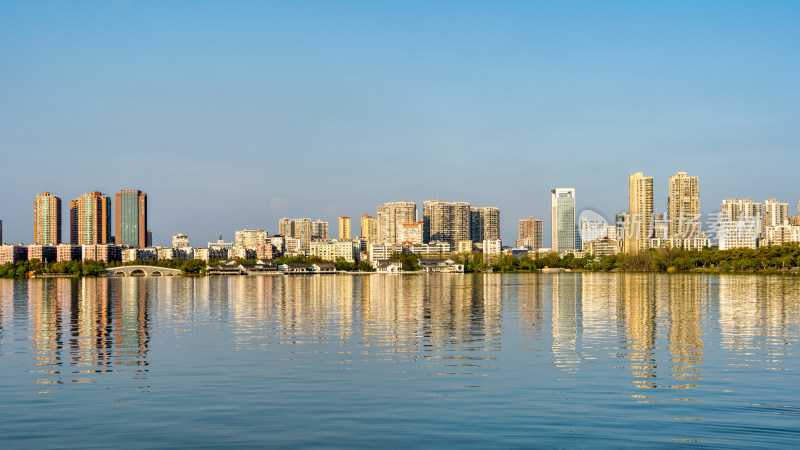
<box><xmin>107</xmin><ymin>265</ymin><xmax>182</xmax><ymax>277</ymax></box>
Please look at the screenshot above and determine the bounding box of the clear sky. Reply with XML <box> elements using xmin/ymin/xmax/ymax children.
<box><xmin>1</xmin><ymin>1</ymin><xmax>799</xmax><ymax>246</ymax></box>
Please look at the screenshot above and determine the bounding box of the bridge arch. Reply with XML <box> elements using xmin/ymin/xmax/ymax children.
<box><xmin>106</xmin><ymin>265</ymin><xmax>182</xmax><ymax>277</ymax></box>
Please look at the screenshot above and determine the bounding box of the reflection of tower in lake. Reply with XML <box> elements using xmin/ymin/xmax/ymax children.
<box><xmin>421</xmin><ymin>274</ymin><xmax>501</xmax><ymax>351</ymax></box>
<box><xmin>30</xmin><ymin>278</ymin><xmax>71</xmax><ymax>369</ymax></box>
<box><xmin>622</xmin><ymin>274</ymin><xmax>657</xmax><ymax>388</ymax></box>
<box><xmin>360</xmin><ymin>274</ymin><xmax>501</xmax><ymax>353</ymax></box>
<box><xmin>719</xmin><ymin>275</ymin><xmax>758</xmax><ymax>352</ymax></box>
<box><xmin>551</xmin><ymin>273</ymin><xmax>582</xmax><ymax>372</ymax></box>
<box><xmin>73</xmin><ymin>277</ymin><xmax>113</xmax><ymax>370</ymax></box>
<box><xmin>21</xmin><ymin>277</ymin><xmax>152</xmax><ymax>387</ymax></box>
<box><xmin>273</xmin><ymin>275</ymin><xmax>349</xmax><ymax>344</ymax></box>
<box><xmin>668</xmin><ymin>275</ymin><xmax>706</xmax><ymax>387</ymax></box>
<box><xmin>580</xmin><ymin>273</ymin><xmax>621</xmax><ymax>350</ymax></box>
<box><xmin>114</xmin><ymin>278</ymin><xmax>151</xmax><ymax>369</ymax></box>
<box><xmin>718</xmin><ymin>275</ymin><xmax>800</xmax><ymax>370</ymax></box>
<box><xmin>362</xmin><ymin>274</ymin><xmax>423</xmax><ymax>348</ymax></box>
<box><xmin>518</xmin><ymin>273</ymin><xmax>545</xmax><ymax>339</ymax></box>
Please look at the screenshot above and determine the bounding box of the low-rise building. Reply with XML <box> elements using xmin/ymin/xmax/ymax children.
<box><xmin>82</xmin><ymin>244</ymin><xmax>121</xmax><ymax>263</ymax></box>
<box><xmin>231</xmin><ymin>247</ymin><xmax>257</xmax><ymax>260</ymax></box>
<box><xmin>762</xmin><ymin>225</ymin><xmax>800</xmax><ymax>247</ymax></box>
<box><xmin>173</xmin><ymin>247</ymin><xmax>194</xmax><ymax>260</ymax></box>
<box><xmin>27</xmin><ymin>245</ymin><xmax>57</xmax><ymax>263</ymax></box>
<box><xmin>267</xmin><ymin>235</ymin><xmax>285</xmax><ymax>254</ymax></box>
<box><xmin>240</xmin><ymin>260</ymin><xmax>277</xmax><ymax>274</ymax></box>
<box><xmin>311</xmin><ymin>263</ymin><xmax>336</xmax><ymax>273</ymax></box>
<box><xmin>194</xmin><ymin>248</ymin><xmax>210</xmax><ymax>261</ymax></box>
<box><xmin>399</xmin><ymin>221</ymin><xmax>424</xmax><ymax>244</ymax></box>
<box><xmin>284</xmin><ymin>237</ymin><xmax>301</xmax><ymax>254</ymax></box>
<box><xmin>419</xmin><ymin>259</ymin><xmax>464</xmax><ymax>273</ymax></box>
<box><xmin>559</xmin><ymin>249</ymin><xmax>586</xmax><ymax>259</ymax></box>
<box><xmin>256</xmin><ymin>243</ymin><xmax>274</xmax><ymax>260</ymax></box>
<box><xmin>483</xmin><ymin>239</ymin><xmax>502</xmax><ymax>255</ymax></box>
<box><xmin>122</xmin><ymin>247</ymin><xmax>158</xmax><ymax>263</ymax></box>
<box><xmin>206</xmin><ymin>263</ymin><xmax>244</xmax><ymax>275</ymax></box>
<box><xmin>0</xmin><ymin>245</ymin><xmax>28</xmax><ymax>264</ymax></box>
<box><xmin>157</xmin><ymin>247</ymin><xmax>175</xmax><ymax>260</ymax></box>
<box><xmin>408</xmin><ymin>241</ymin><xmax>451</xmax><ymax>257</ymax></box>
<box><xmin>280</xmin><ymin>263</ymin><xmax>313</xmax><ymax>274</ymax></box>
<box><xmin>374</xmin><ymin>259</ymin><xmax>402</xmax><ymax>273</ymax></box>
<box><xmin>584</xmin><ymin>238</ymin><xmax>618</xmax><ymax>256</ymax></box>
<box><xmin>310</xmin><ymin>239</ymin><xmax>359</xmax><ymax>263</ymax></box>
<box><xmin>172</xmin><ymin>233</ymin><xmax>189</xmax><ymax>248</ymax></box>
<box><xmin>369</xmin><ymin>243</ymin><xmax>404</xmax><ymax>261</ymax></box>
<box><xmin>56</xmin><ymin>244</ymin><xmax>82</xmax><ymax>262</ymax></box>
<box><xmin>456</xmin><ymin>240</ymin><xmax>474</xmax><ymax>253</ymax></box>
<box><xmin>718</xmin><ymin>220</ymin><xmax>758</xmax><ymax>250</ymax></box>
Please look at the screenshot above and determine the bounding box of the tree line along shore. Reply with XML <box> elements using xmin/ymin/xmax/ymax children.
<box><xmin>3</xmin><ymin>244</ymin><xmax>800</xmax><ymax>278</ymax></box>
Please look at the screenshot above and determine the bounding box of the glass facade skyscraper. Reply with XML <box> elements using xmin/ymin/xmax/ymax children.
<box><xmin>551</xmin><ymin>188</ymin><xmax>576</xmax><ymax>252</ymax></box>
<box><xmin>115</xmin><ymin>190</ymin><xmax>149</xmax><ymax>248</ymax></box>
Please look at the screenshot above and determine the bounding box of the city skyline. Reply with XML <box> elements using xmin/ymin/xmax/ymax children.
<box><xmin>2</xmin><ymin>2</ymin><xmax>800</xmax><ymax>245</ymax></box>
<box><xmin>2</xmin><ymin>183</ymin><xmax>800</xmax><ymax>247</ymax></box>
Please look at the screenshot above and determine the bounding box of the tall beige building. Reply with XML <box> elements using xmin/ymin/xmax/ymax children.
<box><xmin>423</xmin><ymin>200</ymin><xmax>498</xmax><ymax>245</ymax></box>
<box><xmin>34</xmin><ymin>192</ymin><xmax>62</xmax><ymax>245</ymax></box>
<box><xmin>278</xmin><ymin>218</ymin><xmax>293</xmax><ymax>236</ymax></box>
<box><xmin>720</xmin><ymin>199</ymin><xmax>762</xmax><ymax>222</ymax></box>
<box><xmin>668</xmin><ymin>172</ymin><xmax>700</xmax><ymax>239</ymax></box>
<box><xmin>720</xmin><ymin>199</ymin><xmax>762</xmax><ymax>237</ymax></box>
<box><xmin>360</xmin><ymin>214</ymin><xmax>376</xmax><ymax>241</ymax></box>
<box><xmin>518</xmin><ymin>217</ymin><xmax>543</xmax><ymax>250</ymax></box>
<box><xmin>627</xmin><ymin>173</ymin><xmax>653</xmax><ymax>254</ymax></box>
<box><xmin>278</xmin><ymin>218</ymin><xmax>328</xmax><ymax>249</ymax></box>
<box><xmin>311</xmin><ymin>220</ymin><xmax>328</xmax><ymax>240</ymax></box>
<box><xmin>763</xmin><ymin>199</ymin><xmax>789</xmax><ymax>228</ymax></box>
<box><xmin>338</xmin><ymin>216</ymin><xmax>351</xmax><ymax>240</ymax></box>
<box><xmin>70</xmin><ymin>192</ymin><xmax>112</xmax><ymax>245</ymax></box>
<box><xmin>376</xmin><ymin>201</ymin><xmax>417</xmax><ymax>244</ymax></box>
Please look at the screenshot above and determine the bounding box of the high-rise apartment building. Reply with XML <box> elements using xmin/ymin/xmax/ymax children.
<box><xmin>668</xmin><ymin>172</ymin><xmax>700</xmax><ymax>239</ymax></box>
<box><xmin>423</xmin><ymin>200</ymin><xmax>498</xmax><ymax>245</ymax></box>
<box><xmin>338</xmin><ymin>216</ymin><xmax>351</xmax><ymax>240</ymax></box>
<box><xmin>115</xmin><ymin>190</ymin><xmax>149</xmax><ymax>248</ymax></box>
<box><xmin>469</xmin><ymin>208</ymin><xmax>483</xmax><ymax>242</ymax></box>
<box><xmin>279</xmin><ymin>218</ymin><xmax>328</xmax><ymax>249</ymax></box>
<box><xmin>360</xmin><ymin>214</ymin><xmax>376</xmax><ymax>241</ymax></box>
<box><xmin>278</xmin><ymin>218</ymin><xmax>293</xmax><ymax>236</ymax></box>
<box><xmin>70</xmin><ymin>192</ymin><xmax>112</xmax><ymax>245</ymax></box>
<box><xmin>34</xmin><ymin>192</ymin><xmax>61</xmax><ymax>245</ymax></box>
<box><xmin>763</xmin><ymin>199</ymin><xmax>789</xmax><ymax>229</ymax></box>
<box><xmin>376</xmin><ymin>201</ymin><xmax>417</xmax><ymax>244</ymax></box>
<box><xmin>720</xmin><ymin>199</ymin><xmax>762</xmax><ymax>237</ymax></box>
<box><xmin>627</xmin><ymin>173</ymin><xmax>653</xmax><ymax>254</ymax></box>
<box><xmin>311</xmin><ymin>220</ymin><xmax>328</xmax><ymax>240</ymax></box>
<box><xmin>481</xmin><ymin>207</ymin><xmax>500</xmax><ymax>241</ymax></box>
<box><xmin>0</xmin><ymin>219</ymin><xmax>3</xmax><ymax>245</ymax></box>
<box><xmin>551</xmin><ymin>188</ymin><xmax>576</xmax><ymax>252</ymax></box>
<box><xmin>518</xmin><ymin>217</ymin><xmax>543</xmax><ymax>250</ymax></box>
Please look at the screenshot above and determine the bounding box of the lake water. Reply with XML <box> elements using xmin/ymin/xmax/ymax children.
<box><xmin>1</xmin><ymin>273</ymin><xmax>799</xmax><ymax>448</ymax></box>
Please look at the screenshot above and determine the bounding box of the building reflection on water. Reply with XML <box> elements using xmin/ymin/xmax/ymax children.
<box><xmin>2</xmin><ymin>272</ymin><xmax>799</xmax><ymax>396</ymax></box>
<box><xmin>0</xmin><ymin>277</ymin><xmax>151</xmax><ymax>392</ymax></box>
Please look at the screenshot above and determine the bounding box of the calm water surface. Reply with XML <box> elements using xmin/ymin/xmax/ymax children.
<box><xmin>1</xmin><ymin>273</ymin><xmax>799</xmax><ymax>448</ymax></box>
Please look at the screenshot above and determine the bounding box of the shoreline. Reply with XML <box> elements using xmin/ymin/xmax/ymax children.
<box><xmin>11</xmin><ymin>269</ymin><xmax>800</xmax><ymax>280</ymax></box>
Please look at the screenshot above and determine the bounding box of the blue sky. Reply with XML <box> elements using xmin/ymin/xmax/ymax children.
<box><xmin>1</xmin><ymin>1</ymin><xmax>799</xmax><ymax>246</ymax></box>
